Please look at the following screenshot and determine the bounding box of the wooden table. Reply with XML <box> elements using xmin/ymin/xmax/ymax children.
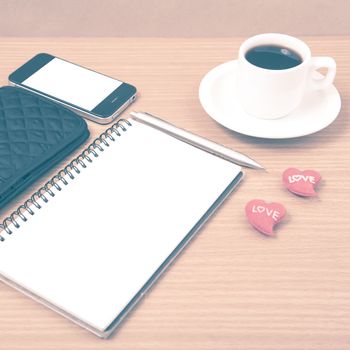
<box><xmin>0</xmin><ymin>38</ymin><xmax>349</xmax><ymax>350</ymax></box>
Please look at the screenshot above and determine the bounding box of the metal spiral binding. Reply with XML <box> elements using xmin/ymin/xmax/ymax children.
<box><xmin>0</xmin><ymin>118</ymin><xmax>131</xmax><ymax>241</ymax></box>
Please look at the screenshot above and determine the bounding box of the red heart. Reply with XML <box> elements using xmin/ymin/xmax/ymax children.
<box><xmin>245</xmin><ymin>199</ymin><xmax>286</xmax><ymax>236</ymax></box>
<box><xmin>283</xmin><ymin>168</ymin><xmax>321</xmax><ymax>197</ymax></box>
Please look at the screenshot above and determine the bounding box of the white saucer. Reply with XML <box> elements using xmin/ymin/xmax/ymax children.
<box><xmin>199</xmin><ymin>60</ymin><xmax>341</xmax><ymax>139</ymax></box>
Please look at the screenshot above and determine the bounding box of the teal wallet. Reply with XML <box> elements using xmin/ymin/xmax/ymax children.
<box><xmin>0</xmin><ymin>86</ymin><xmax>89</xmax><ymax>208</ymax></box>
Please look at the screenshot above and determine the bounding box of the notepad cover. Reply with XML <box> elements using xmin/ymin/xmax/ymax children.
<box><xmin>0</xmin><ymin>119</ymin><xmax>242</xmax><ymax>337</ymax></box>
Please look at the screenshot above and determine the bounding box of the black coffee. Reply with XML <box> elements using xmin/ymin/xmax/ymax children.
<box><xmin>245</xmin><ymin>45</ymin><xmax>303</xmax><ymax>70</ymax></box>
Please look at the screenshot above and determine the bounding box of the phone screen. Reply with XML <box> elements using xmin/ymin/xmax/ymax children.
<box><xmin>22</xmin><ymin>58</ymin><xmax>123</xmax><ymax>111</ymax></box>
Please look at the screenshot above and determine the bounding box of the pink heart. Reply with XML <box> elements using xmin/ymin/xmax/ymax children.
<box><xmin>245</xmin><ymin>199</ymin><xmax>286</xmax><ymax>236</ymax></box>
<box><xmin>283</xmin><ymin>168</ymin><xmax>321</xmax><ymax>197</ymax></box>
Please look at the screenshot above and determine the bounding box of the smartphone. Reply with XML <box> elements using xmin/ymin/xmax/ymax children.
<box><xmin>9</xmin><ymin>53</ymin><xmax>137</xmax><ymax>124</ymax></box>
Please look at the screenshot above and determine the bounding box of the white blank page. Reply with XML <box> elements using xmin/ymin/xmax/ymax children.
<box><xmin>0</xmin><ymin>120</ymin><xmax>241</xmax><ymax>332</ymax></box>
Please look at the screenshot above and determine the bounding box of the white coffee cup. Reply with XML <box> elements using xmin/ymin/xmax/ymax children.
<box><xmin>236</xmin><ymin>33</ymin><xmax>336</xmax><ymax>119</ymax></box>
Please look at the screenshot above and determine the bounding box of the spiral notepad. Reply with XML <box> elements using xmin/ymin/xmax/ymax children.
<box><xmin>0</xmin><ymin>117</ymin><xmax>242</xmax><ymax>338</ymax></box>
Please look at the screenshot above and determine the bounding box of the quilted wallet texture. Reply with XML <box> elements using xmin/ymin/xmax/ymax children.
<box><xmin>0</xmin><ymin>86</ymin><xmax>89</xmax><ymax>208</ymax></box>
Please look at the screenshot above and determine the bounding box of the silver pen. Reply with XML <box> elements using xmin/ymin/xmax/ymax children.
<box><xmin>130</xmin><ymin>111</ymin><xmax>264</xmax><ymax>170</ymax></box>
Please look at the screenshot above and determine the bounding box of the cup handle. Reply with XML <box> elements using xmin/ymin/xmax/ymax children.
<box><xmin>308</xmin><ymin>57</ymin><xmax>336</xmax><ymax>90</ymax></box>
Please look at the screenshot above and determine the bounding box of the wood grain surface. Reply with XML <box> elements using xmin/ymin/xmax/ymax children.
<box><xmin>0</xmin><ymin>38</ymin><xmax>349</xmax><ymax>350</ymax></box>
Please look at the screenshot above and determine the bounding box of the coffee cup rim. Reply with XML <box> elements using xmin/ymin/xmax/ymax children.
<box><xmin>239</xmin><ymin>33</ymin><xmax>311</xmax><ymax>73</ymax></box>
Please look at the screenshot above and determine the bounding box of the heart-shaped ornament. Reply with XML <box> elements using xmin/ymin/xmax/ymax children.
<box><xmin>283</xmin><ymin>168</ymin><xmax>321</xmax><ymax>197</ymax></box>
<box><xmin>245</xmin><ymin>199</ymin><xmax>286</xmax><ymax>236</ymax></box>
